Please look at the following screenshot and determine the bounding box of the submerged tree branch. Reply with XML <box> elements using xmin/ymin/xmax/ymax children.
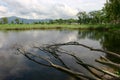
<box><xmin>56</xmin><ymin>48</ymin><xmax>120</xmax><ymax>78</ymax></box>
<box><xmin>16</xmin><ymin>41</ymin><xmax>120</xmax><ymax>80</ymax></box>
<box><xmin>96</xmin><ymin>56</ymin><xmax>120</xmax><ymax>70</ymax></box>
<box><xmin>47</xmin><ymin>42</ymin><xmax>120</xmax><ymax>59</ymax></box>
<box><xmin>17</xmin><ymin>48</ymin><xmax>98</xmax><ymax>80</ymax></box>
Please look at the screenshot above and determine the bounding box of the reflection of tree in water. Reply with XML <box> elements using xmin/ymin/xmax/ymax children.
<box><xmin>78</xmin><ymin>30</ymin><xmax>120</xmax><ymax>62</ymax></box>
<box><xmin>102</xmin><ymin>31</ymin><xmax>120</xmax><ymax>63</ymax></box>
<box><xmin>78</xmin><ymin>30</ymin><xmax>105</xmax><ymax>41</ymax></box>
<box><xmin>102</xmin><ymin>31</ymin><xmax>120</xmax><ymax>53</ymax></box>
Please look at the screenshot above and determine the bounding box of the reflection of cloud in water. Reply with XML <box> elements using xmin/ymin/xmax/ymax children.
<box><xmin>0</xmin><ymin>30</ymin><xmax>78</xmax><ymax>48</ymax></box>
<box><xmin>0</xmin><ymin>30</ymin><xmax>78</xmax><ymax>80</ymax></box>
<box><xmin>0</xmin><ymin>30</ymin><xmax>106</xmax><ymax>80</ymax></box>
<box><xmin>0</xmin><ymin>49</ymin><xmax>30</xmax><ymax>80</ymax></box>
<box><xmin>0</xmin><ymin>32</ymin><xmax>6</xmax><ymax>48</ymax></box>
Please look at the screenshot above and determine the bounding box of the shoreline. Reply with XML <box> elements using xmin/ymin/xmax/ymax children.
<box><xmin>0</xmin><ymin>24</ymin><xmax>119</xmax><ymax>30</ymax></box>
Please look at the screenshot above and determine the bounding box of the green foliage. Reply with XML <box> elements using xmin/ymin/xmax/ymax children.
<box><xmin>0</xmin><ymin>0</ymin><xmax>119</xmax><ymax>26</ymax></box>
<box><xmin>11</xmin><ymin>21</ymin><xmax>14</xmax><ymax>24</ymax></box>
<box><xmin>15</xmin><ymin>18</ymin><xmax>20</xmax><ymax>24</ymax></box>
<box><xmin>77</xmin><ymin>10</ymin><xmax>105</xmax><ymax>24</ymax></box>
<box><xmin>0</xmin><ymin>24</ymin><xmax>119</xmax><ymax>30</ymax></box>
<box><xmin>0</xmin><ymin>21</ymin><xmax>2</xmax><ymax>24</ymax></box>
<box><xmin>1</xmin><ymin>17</ymin><xmax>8</xmax><ymax>24</ymax></box>
<box><xmin>77</xmin><ymin>0</ymin><xmax>120</xmax><ymax>24</ymax></box>
<box><xmin>77</xmin><ymin>11</ymin><xmax>88</xmax><ymax>24</ymax></box>
<box><xmin>48</xmin><ymin>19</ymin><xmax>77</xmax><ymax>24</ymax></box>
<box><xmin>104</xmin><ymin>0</ymin><xmax>120</xmax><ymax>24</ymax></box>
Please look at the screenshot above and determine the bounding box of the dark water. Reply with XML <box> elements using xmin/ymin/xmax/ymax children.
<box><xmin>0</xmin><ymin>30</ymin><xmax>120</xmax><ymax>80</ymax></box>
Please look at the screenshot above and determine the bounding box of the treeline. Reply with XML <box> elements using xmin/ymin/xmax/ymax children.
<box><xmin>76</xmin><ymin>0</ymin><xmax>120</xmax><ymax>24</ymax></box>
<box><xmin>32</xmin><ymin>19</ymin><xmax>77</xmax><ymax>24</ymax></box>
<box><xmin>0</xmin><ymin>17</ymin><xmax>78</xmax><ymax>25</ymax></box>
<box><xmin>0</xmin><ymin>18</ymin><xmax>24</xmax><ymax>24</ymax></box>
<box><xmin>77</xmin><ymin>10</ymin><xmax>105</xmax><ymax>24</ymax></box>
<box><xmin>0</xmin><ymin>0</ymin><xmax>120</xmax><ymax>25</ymax></box>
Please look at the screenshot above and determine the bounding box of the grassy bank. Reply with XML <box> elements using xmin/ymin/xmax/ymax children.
<box><xmin>0</xmin><ymin>24</ymin><xmax>119</xmax><ymax>30</ymax></box>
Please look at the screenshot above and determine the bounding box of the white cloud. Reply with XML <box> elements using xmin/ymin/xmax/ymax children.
<box><xmin>48</xmin><ymin>4</ymin><xmax>78</xmax><ymax>19</ymax></box>
<box><xmin>0</xmin><ymin>6</ymin><xmax>7</xmax><ymax>13</ymax></box>
<box><xmin>0</xmin><ymin>0</ymin><xmax>106</xmax><ymax>19</ymax></box>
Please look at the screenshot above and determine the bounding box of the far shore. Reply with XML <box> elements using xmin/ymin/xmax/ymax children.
<box><xmin>0</xmin><ymin>24</ymin><xmax>119</xmax><ymax>30</ymax></box>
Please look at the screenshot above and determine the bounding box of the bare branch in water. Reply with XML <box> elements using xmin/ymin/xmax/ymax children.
<box><xmin>46</xmin><ymin>42</ymin><xmax>120</xmax><ymax>59</ymax></box>
<box><xmin>17</xmin><ymin>48</ymin><xmax>97</xmax><ymax>80</ymax></box>
<box><xmin>17</xmin><ymin>41</ymin><xmax>120</xmax><ymax>80</ymax></box>
<box><xmin>96</xmin><ymin>56</ymin><xmax>120</xmax><ymax>69</ymax></box>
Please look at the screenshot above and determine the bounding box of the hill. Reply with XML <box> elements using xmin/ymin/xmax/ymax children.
<box><xmin>0</xmin><ymin>16</ymin><xmax>51</xmax><ymax>24</ymax></box>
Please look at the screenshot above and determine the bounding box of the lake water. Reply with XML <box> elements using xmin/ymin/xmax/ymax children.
<box><xmin>0</xmin><ymin>30</ymin><xmax>120</xmax><ymax>80</ymax></box>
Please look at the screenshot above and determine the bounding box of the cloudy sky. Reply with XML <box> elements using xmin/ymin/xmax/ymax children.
<box><xmin>0</xmin><ymin>0</ymin><xmax>106</xmax><ymax>19</ymax></box>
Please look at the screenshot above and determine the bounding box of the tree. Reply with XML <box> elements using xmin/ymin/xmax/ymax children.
<box><xmin>11</xmin><ymin>21</ymin><xmax>14</xmax><ymax>24</ymax></box>
<box><xmin>77</xmin><ymin>11</ymin><xmax>88</xmax><ymax>24</ymax></box>
<box><xmin>20</xmin><ymin>20</ymin><xmax>24</xmax><ymax>24</ymax></box>
<box><xmin>77</xmin><ymin>10</ymin><xmax>105</xmax><ymax>24</ymax></box>
<box><xmin>67</xmin><ymin>19</ymin><xmax>76</xmax><ymax>24</ymax></box>
<box><xmin>54</xmin><ymin>19</ymin><xmax>64</xmax><ymax>24</ymax></box>
<box><xmin>15</xmin><ymin>18</ymin><xmax>20</xmax><ymax>24</ymax></box>
<box><xmin>49</xmin><ymin>20</ymin><xmax>54</xmax><ymax>24</ymax></box>
<box><xmin>88</xmin><ymin>10</ymin><xmax>105</xmax><ymax>24</ymax></box>
<box><xmin>1</xmin><ymin>17</ymin><xmax>8</xmax><ymax>24</ymax></box>
<box><xmin>104</xmin><ymin>0</ymin><xmax>120</xmax><ymax>24</ymax></box>
<box><xmin>0</xmin><ymin>21</ymin><xmax>2</xmax><ymax>24</ymax></box>
<box><xmin>34</xmin><ymin>22</ymin><xmax>39</xmax><ymax>24</ymax></box>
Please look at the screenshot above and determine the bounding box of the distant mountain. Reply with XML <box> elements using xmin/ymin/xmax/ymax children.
<box><xmin>0</xmin><ymin>16</ymin><xmax>51</xmax><ymax>24</ymax></box>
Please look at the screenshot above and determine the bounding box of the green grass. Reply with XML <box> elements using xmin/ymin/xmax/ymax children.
<box><xmin>0</xmin><ymin>24</ymin><xmax>119</xmax><ymax>30</ymax></box>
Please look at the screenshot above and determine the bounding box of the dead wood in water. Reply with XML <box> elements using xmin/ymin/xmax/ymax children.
<box><xmin>17</xmin><ymin>41</ymin><xmax>120</xmax><ymax>80</ymax></box>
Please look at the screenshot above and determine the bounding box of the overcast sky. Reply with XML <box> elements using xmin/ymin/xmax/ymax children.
<box><xmin>0</xmin><ymin>0</ymin><xmax>106</xmax><ymax>19</ymax></box>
